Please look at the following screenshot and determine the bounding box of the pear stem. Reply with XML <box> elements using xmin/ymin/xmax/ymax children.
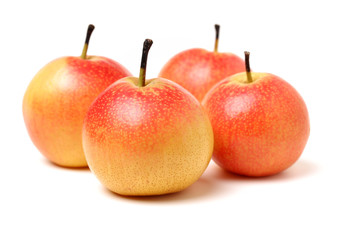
<box><xmin>214</xmin><ymin>24</ymin><xmax>220</xmax><ymax>53</ymax></box>
<box><xmin>244</xmin><ymin>51</ymin><xmax>253</xmax><ymax>83</ymax></box>
<box><xmin>80</xmin><ymin>24</ymin><xmax>95</xmax><ymax>59</ymax></box>
<box><xmin>138</xmin><ymin>39</ymin><xmax>153</xmax><ymax>87</ymax></box>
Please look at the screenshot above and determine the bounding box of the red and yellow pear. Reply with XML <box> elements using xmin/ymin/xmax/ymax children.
<box><xmin>23</xmin><ymin>25</ymin><xmax>131</xmax><ymax>167</ymax></box>
<box><xmin>159</xmin><ymin>24</ymin><xmax>245</xmax><ymax>102</ymax></box>
<box><xmin>82</xmin><ymin>39</ymin><xmax>214</xmax><ymax>196</ymax></box>
<box><xmin>202</xmin><ymin>52</ymin><xmax>310</xmax><ymax>177</ymax></box>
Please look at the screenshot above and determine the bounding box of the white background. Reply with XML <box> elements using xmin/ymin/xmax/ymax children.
<box><xmin>1</xmin><ymin>0</ymin><xmax>340</xmax><ymax>239</ymax></box>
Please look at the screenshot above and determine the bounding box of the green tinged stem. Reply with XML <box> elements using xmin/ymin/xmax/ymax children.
<box><xmin>138</xmin><ymin>39</ymin><xmax>153</xmax><ymax>87</ymax></box>
<box><xmin>80</xmin><ymin>24</ymin><xmax>95</xmax><ymax>59</ymax></box>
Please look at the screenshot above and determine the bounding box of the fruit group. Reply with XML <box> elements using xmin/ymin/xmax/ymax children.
<box><xmin>202</xmin><ymin>52</ymin><xmax>310</xmax><ymax>177</ymax></box>
<box><xmin>159</xmin><ymin>24</ymin><xmax>245</xmax><ymax>101</ymax></box>
<box><xmin>23</xmin><ymin>25</ymin><xmax>131</xmax><ymax>167</ymax></box>
<box><xmin>83</xmin><ymin>39</ymin><xmax>214</xmax><ymax>196</ymax></box>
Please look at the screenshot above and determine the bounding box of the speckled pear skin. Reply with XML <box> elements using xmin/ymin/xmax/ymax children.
<box><xmin>82</xmin><ymin>77</ymin><xmax>214</xmax><ymax>196</ymax></box>
<box><xmin>22</xmin><ymin>56</ymin><xmax>131</xmax><ymax>167</ymax></box>
<box><xmin>202</xmin><ymin>72</ymin><xmax>310</xmax><ymax>177</ymax></box>
<box><xmin>159</xmin><ymin>48</ymin><xmax>245</xmax><ymax>102</ymax></box>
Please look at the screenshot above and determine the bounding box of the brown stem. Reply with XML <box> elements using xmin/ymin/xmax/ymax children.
<box><xmin>244</xmin><ymin>51</ymin><xmax>252</xmax><ymax>83</ymax></box>
<box><xmin>214</xmin><ymin>24</ymin><xmax>220</xmax><ymax>53</ymax></box>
